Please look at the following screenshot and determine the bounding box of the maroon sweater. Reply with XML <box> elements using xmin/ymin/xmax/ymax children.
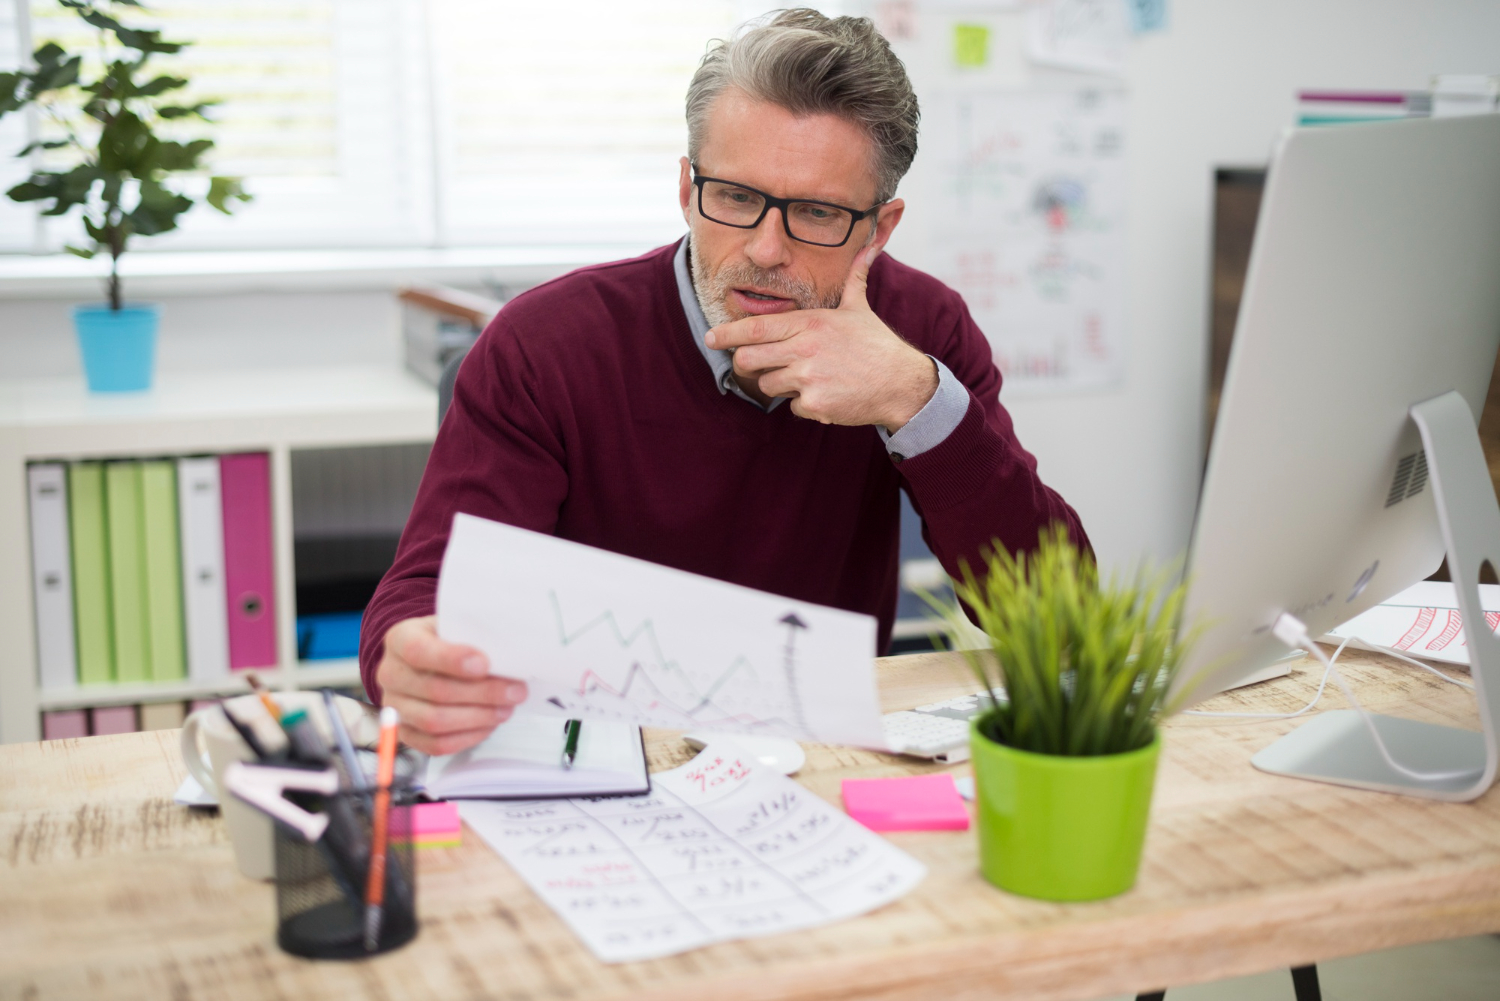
<box><xmin>359</xmin><ymin>241</ymin><xmax>1087</xmax><ymax>702</ymax></box>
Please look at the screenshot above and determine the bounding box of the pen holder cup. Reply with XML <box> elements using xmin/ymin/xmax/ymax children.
<box><xmin>273</xmin><ymin>770</ymin><xmax>420</xmax><ymax>960</ymax></box>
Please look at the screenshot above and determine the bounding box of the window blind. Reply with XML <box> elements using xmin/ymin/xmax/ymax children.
<box><xmin>428</xmin><ymin>0</ymin><xmax>735</xmax><ymax>246</ymax></box>
<box><xmin>27</xmin><ymin>0</ymin><xmax>342</xmax><ymax>178</ymax></box>
<box><xmin>21</xmin><ymin>0</ymin><xmax>433</xmax><ymax>251</ymax></box>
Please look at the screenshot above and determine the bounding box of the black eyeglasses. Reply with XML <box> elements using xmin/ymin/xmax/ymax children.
<box><xmin>691</xmin><ymin>166</ymin><xmax>881</xmax><ymax>248</ymax></box>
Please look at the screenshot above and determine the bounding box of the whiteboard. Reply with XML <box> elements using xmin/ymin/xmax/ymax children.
<box><xmin>928</xmin><ymin>88</ymin><xmax>1129</xmax><ymax>395</ymax></box>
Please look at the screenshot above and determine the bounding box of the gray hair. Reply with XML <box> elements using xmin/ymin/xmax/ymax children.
<box><xmin>685</xmin><ymin>8</ymin><xmax>919</xmax><ymax>205</ymax></box>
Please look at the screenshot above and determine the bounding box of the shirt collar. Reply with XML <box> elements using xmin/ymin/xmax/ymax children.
<box><xmin>673</xmin><ymin>236</ymin><xmax>782</xmax><ymax>412</ymax></box>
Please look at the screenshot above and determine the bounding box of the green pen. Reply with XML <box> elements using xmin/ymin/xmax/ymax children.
<box><xmin>562</xmin><ymin>719</ymin><xmax>582</xmax><ymax>770</ymax></box>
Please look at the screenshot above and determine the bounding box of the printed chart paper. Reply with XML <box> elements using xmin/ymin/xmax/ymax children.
<box><xmin>437</xmin><ymin>513</ymin><xmax>887</xmax><ymax>747</ymax></box>
<box><xmin>1324</xmin><ymin>581</ymin><xmax>1500</xmax><ymax>666</ymax></box>
<box><xmin>460</xmin><ymin>745</ymin><xmax>927</xmax><ymax>963</ymax></box>
<box><xmin>929</xmin><ymin>88</ymin><xmax>1128</xmax><ymax>394</ymax></box>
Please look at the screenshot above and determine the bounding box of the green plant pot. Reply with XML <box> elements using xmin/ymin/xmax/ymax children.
<box><xmin>969</xmin><ymin>719</ymin><xmax>1160</xmax><ymax>901</ymax></box>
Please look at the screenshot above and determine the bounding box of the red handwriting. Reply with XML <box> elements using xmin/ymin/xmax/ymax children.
<box><xmin>683</xmin><ymin>755</ymin><xmax>752</xmax><ymax>793</ymax></box>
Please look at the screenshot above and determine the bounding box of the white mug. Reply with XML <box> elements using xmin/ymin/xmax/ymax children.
<box><xmin>180</xmin><ymin>690</ymin><xmax>378</xmax><ymax>880</ymax></box>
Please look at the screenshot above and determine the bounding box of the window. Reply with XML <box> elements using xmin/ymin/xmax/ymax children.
<box><xmin>2</xmin><ymin>0</ymin><xmax>810</xmax><ymax>254</ymax></box>
<box><xmin>21</xmin><ymin>0</ymin><xmax>434</xmax><ymax>251</ymax></box>
<box><xmin>0</xmin><ymin>0</ymin><xmax>32</xmax><ymax>251</ymax></box>
<box><xmin>428</xmin><ymin>0</ymin><xmax>734</xmax><ymax>246</ymax></box>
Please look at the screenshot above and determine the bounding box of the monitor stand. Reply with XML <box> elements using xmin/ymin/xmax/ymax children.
<box><xmin>1251</xmin><ymin>390</ymin><xmax>1500</xmax><ymax>801</ymax></box>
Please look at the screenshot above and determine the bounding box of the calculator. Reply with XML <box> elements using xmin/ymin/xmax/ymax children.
<box><xmin>881</xmin><ymin>691</ymin><xmax>1001</xmax><ymax>763</ymax></box>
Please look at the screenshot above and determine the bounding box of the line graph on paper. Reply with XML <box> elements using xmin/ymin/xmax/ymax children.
<box><xmin>435</xmin><ymin>514</ymin><xmax>887</xmax><ymax>747</ymax></box>
<box><xmin>539</xmin><ymin>592</ymin><xmax>815</xmax><ymax>738</ymax></box>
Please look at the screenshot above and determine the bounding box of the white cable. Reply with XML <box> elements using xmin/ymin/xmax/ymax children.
<box><xmin>1185</xmin><ymin>631</ymin><xmax>1475</xmax><ymax>721</ymax></box>
<box><xmin>1341</xmin><ymin>637</ymin><xmax>1475</xmax><ymax>690</ymax></box>
<box><xmin>1271</xmin><ymin>612</ymin><xmax>1482</xmax><ymax>783</ymax></box>
<box><xmin>1183</xmin><ymin>636</ymin><xmax>1351</xmax><ymax>719</ymax></box>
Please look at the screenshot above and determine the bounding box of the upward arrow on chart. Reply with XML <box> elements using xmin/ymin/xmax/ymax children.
<box><xmin>779</xmin><ymin>612</ymin><xmax>809</xmax><ymax>734</ymax></box>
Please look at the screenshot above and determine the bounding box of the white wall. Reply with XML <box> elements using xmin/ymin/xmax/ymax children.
<box><xmin>884</xmin><ymin>0</ymin><xmax>1500</xmax><ymax>572</ymax></box>
<box><xmin>2</xmin><ymin>0</ymin><xmax>1498</xmax><ymax>572</ymax></box>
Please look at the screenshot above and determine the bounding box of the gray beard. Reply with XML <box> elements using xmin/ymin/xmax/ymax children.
<box><xmin>688</xmin><ymin>233</ymin><xmax>839</xmax><ymax>331</ymax></box>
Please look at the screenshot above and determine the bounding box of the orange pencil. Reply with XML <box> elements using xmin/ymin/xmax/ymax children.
<box><xmin>244</xmin><ymin>671</ymin><xmax>281</xmax><ymax>722</ymax></box>
<box><xmin>364</xmin><ymin>706</ymin><xmax>400</xmax><ymax>951</ymax></box>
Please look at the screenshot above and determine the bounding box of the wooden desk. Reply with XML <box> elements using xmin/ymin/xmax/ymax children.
<box><xmin>3</xmin><ymin>650</ymin><xmax>1498</xmax><ymax>1000</ymax></box>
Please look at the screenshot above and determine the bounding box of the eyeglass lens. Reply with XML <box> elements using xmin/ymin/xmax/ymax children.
<box><xmin>699</xmin><ymin>180</ymin><xmax>854</xmax><ymax>246</ymax></box>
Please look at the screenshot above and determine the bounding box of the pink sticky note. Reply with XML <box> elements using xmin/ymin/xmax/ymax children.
<box><xmin>841</xmin><ymin>774</ymin><xmax>970</xmax><ymax>832</ymax></box>
<box><xmin>412</xmin><ymin>801</ymin><xmax>461</xmax><ymax>837</ymax></box>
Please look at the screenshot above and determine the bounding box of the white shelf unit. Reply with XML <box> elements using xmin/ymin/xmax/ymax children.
<box><xmin>0</xmin><ymin>365</ymin><xmax>437</xmax><ymax>743</ymax></box>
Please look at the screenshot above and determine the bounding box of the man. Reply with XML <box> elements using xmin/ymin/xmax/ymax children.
<box><xmin>360</xmin><ymin>9</ymin><xmax>1087</xmax><ymax>754</ymax></box>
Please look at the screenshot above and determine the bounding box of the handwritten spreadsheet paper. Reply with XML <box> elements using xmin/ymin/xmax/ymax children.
<box><xmin>460</xmin><ymin>746</ymin><xmax>927</xmax><ymax>963</ymax></box>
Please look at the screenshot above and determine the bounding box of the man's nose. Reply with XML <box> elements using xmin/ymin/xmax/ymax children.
<box><xmin>744</xmin><ymin>207</ymin><xmax>794</xmax><ymax>270</ymax></box>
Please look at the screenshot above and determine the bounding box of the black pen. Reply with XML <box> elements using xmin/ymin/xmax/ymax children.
<box><xmin>562</xmin><ymin>719</ymin><xmax>582</xmax><ymax>770</ymax></box>
<box><xmin>221</xmin><ymin>703</ymin><xmax>274</xmax><ymax>761</ymax></box>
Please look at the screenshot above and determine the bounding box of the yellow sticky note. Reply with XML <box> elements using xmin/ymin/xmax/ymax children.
<box><xmin>953</xmin><ymin>23</ymin><xmax>989</xmax><ymax>68</ymax></box>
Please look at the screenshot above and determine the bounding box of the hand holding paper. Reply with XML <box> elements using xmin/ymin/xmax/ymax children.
<box><xmin>376</xmin><ymin>613</ymin><xmax>529</xmax><ymax>755</ymax></box>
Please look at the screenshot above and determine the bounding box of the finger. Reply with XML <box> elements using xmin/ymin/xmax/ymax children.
<box><xmin>398</xmin><ymin>723</ymin><xmax>497</xmax><ymax>757</ymax></box>
<box><xmin>756</xmin><ymin>364</ymin><xmax>804</xmax><ymax>400</ymax></box>
<box><xmin>401</xmin><ymin>670</ymin><xmax>528</xmax><ymax>709</ymax></box>
<box><xmin>386</xmin><ymin>615</ymin><xmax>489</xmax><ymax>679</ymax></box>
<box><xmin>705</xmin><ymin>312</ymin><xmax>812</xmax><ymax>350</ymax></box>
<box><xmin>733</xmin><ymin>340</ymin><xmax>803</xmax><ymax>377</ymax></box>
<box><xmin>840</xmin><ymin>244</ymin><xmax>878</xmax><ymax>312</ymax></box>
<box><xmin>788</xmin><ymin>394</ymin><xmax>833</xmax><ymax>424</ymax></box>
<box><xmin>387</xmin><ymin>691</ymin><xmax>515</xmax><ymax>736</ymax></box>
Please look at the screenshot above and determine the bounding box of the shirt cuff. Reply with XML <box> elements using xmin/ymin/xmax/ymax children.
<box><xmin>878</xmin><ymin>357</ymin><xmax>969</xmax><ymax>461</ymax></box>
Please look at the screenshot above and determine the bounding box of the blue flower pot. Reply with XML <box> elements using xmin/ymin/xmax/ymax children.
<box><xmin>74</xmin><ymin>304</ymin><xmax>159</xmax><ymax>393</ymax></box>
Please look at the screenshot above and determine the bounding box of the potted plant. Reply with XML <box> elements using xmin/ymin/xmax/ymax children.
<box><xmin>930</xmin><ymin>526</ymin><xmax>1194</xmax><ymax>901</ymax></box>
<box><xmin>0</xmin><ymin>0</ymin><xmax>249</xmax><ymax>392</ymax></box>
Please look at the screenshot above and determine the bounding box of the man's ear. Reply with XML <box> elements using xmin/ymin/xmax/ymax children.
<box><xmin>867</xmin><ymin>198</ymin><xmax>905</xmax><ymax>257</ymax></box>
<box><xmin>678</xmin><ymin>157</ymin><xmax>693</xmax><ymax>223</ymax></box>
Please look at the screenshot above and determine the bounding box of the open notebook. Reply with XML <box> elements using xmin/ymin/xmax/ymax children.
<box><xmin>424</xmin><ymin>713</ymin><xmax>649</xmax><ymax>800</ymax></box>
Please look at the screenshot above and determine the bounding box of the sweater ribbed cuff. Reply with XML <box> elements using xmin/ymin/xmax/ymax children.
<box><xmin>891</xmin><ymin>392</ymin><xmax>1008</xmax><ymax>513</ymax></box>
<box><xmin>877</xmin><ymin>356</ymin><xmax>968</xmax><ymax>459</ymax></box>
<box><xmin>358</xmin><ymin>578</ymin><xmax>438</xmax><ymax>706</ymax></box>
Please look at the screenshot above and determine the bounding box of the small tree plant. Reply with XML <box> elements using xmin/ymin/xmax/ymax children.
<box><xmin>929</xmin><ymin>526</ymin><xmax>1196</xmax><ymax>756</ymax></box>
<box><xmin>929</xmin><ymin>527</ymin><xmax>1199</xmax><ymax>902</ymax></box>
<box><xmin>0</xmin><ymin>0</ymin><xmax>249</xmax><ymax>309</ymax></box>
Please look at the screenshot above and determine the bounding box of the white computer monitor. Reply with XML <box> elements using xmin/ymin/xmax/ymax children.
<box><xmin>1170</xmin><ymin>113</ymin><xmax>1500</xmax><ymax>800</ymax></box>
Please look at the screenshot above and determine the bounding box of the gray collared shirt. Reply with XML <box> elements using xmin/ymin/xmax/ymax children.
<box><xmin>672</xmin><ymin>237</ymin><xmax>968</xmax><ymax>460</ymax></box>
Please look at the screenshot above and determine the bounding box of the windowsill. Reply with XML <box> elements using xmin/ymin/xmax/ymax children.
<box><xmin>0</xmin><ymin>243</ymin><xmax>663</xmax><ymax>298</ymax></box>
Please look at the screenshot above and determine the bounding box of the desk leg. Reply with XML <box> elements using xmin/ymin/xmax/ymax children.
<box><xmin>1135</xmin><ymin>964</ymin><xmax>1318</xmax><ymax>1001</ymax></box>
<box><xmin>1291</xmin><ymin>964</ymin><xmax>1321</xmax><ymax>1001</ymax></box>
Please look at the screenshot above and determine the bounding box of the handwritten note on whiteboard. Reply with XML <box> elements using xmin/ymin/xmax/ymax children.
<box><xmin>460</xmin><ymin>745</ymin><xmax>928</xmax><ymax>963</ymax></box>
<box><xmin>437</xmin><ymin>513</ymin><xmax>888</xmax><ymax>748</ymax></box>
<box><xmin>1026</xmin><ymin>0</ymin><xmax>1132</xmax><ymax>75</ymax></box>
